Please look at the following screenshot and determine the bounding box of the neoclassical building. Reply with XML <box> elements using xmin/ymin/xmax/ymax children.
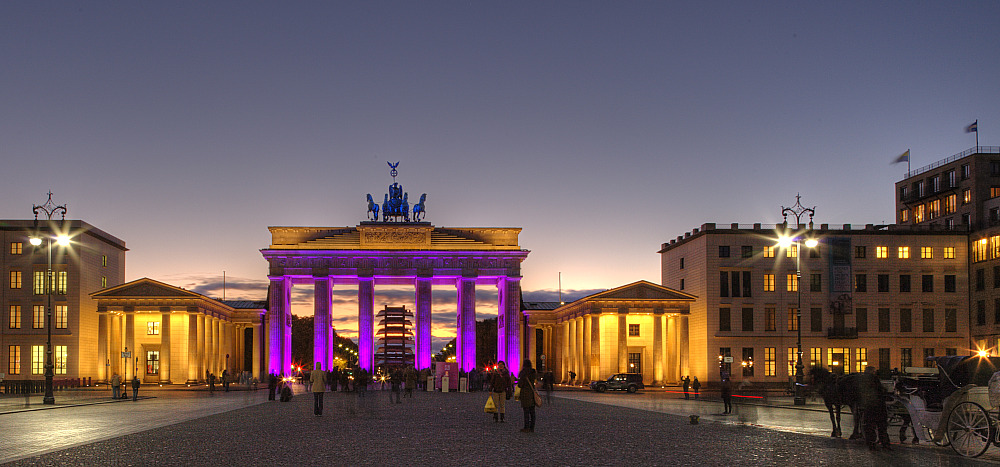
<box><xmin>523</xmin><ymin>281</ymin><xmax>694</xmax><ymax>385</ymax></box>
<box><xmin>92</xmin><ymin>278</ymin><xmax>267</xmax><ymax>383</ymax></box>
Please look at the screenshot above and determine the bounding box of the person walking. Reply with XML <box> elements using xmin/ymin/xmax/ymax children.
<box><xmin>489</xmin><ymin>361</ymin><xmax>512</xmax><ymax>423</ymax></box>
<box><xmin>209</xmin><ymin>373</ymin><xmax>216</xmax><ymax>394</ymax></box>
<box><xmin>222</xmin><ymin>370</ymin><xmax>230</xmax><ymax>392</ymax></box>
<box><xmin>692</xmin><ymin>377</ymin><xmax>701</xmax><ymax>400</ymax></box>
<box><xmin>517</xmin><ymin>359</ymin><xmax>539</xmax><ymax>433</ymax></box>
<box><xmin>130</xmin><ymin>375</ymin><xmax>140</xmax><ymax>401</ymax></box>
<box><xmin>682</xmin><ymin>376</ymin><xmax>690</xmax><ymax>400</ymax></box>
<box><xmin>110</xmin><ymin>372</ymin><xmax>122</xmax><ymax>400</ymax></box>
<box><xmin>389</xmin><ymin>367</ymin><xmax>402</xmax><ymax>403</ymax></box>
<box><xmin>404</xmin><ymin>366</ymin><xmax>417</xmax><ymax>398</ymax></box>
<box><xmin>720</xmin><ymin>378</ymin><xmax>733</xmax><ymax>414</ymax></box>
<box><xmin>310</xmin><ymin>362</ymin><xmax>327</xmax><ymax>416</ymax></box>
<box><xmin>543</xmin><ymin>370</ymin><xmax>554</xmax><ymax>404</ymax></box>
<box><xmin>268</xmin><ymin>373</ymin><xmax>277</xmax><ymax>400</ymax></box>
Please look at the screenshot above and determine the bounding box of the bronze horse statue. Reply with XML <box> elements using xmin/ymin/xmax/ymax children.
<box><xmin>412</xmin><ymin>193</ymin><xmax>427</xmax><ymax>221</ymax></box>
<box><xmin>366</xmin><ymin>194</ymin><xmax>379</xmax><ymax>221</ymax></box>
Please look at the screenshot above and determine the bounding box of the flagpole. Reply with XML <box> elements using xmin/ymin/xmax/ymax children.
<box><xmin>976</xmin><ymin>120</ymin><xmax>979</xmax><ymax>148</ymax></box>
<box><xmin>908</xmin><ymin>149</ymin><xmax>910</xmax><ymax>174</ymax></box>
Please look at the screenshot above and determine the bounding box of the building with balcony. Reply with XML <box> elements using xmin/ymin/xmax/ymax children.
<box><xmin>896</xmin><ymin>146</ymin><xmax>1000</xmax><ymax>358</ymax></box>
<box><xmin>658</xmin><ymin>222</ymin><xmax>969</xmax><ymax>385</ymax></box>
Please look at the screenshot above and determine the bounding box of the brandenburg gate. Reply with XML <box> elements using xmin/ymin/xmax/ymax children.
<box><xmin>261</xmin><ymin>163</ymin><xmax>530</xmax><ymax>376</ymax></box>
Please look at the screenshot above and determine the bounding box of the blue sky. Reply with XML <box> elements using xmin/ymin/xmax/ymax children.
<box><xmin>3</xmin><ymin>2</ymin><xmax>998</xmax><ymax>349</ymax></box>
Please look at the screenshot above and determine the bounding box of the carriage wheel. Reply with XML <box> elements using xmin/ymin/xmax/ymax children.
<box><xmin>947</xmin><ymin>401</ymin><xmax>993</xmax><ymax>458</ymax></box>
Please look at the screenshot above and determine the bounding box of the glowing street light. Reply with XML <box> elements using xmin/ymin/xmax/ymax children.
<box><xmin>31</xmin><ymin>192</ymin><xmax>68</xmax><ymax>405</ymax></box>
<box><xmin>780</xmin><ymin>194</ymin><xmax>816</xmax><ymax>407</ymax></box>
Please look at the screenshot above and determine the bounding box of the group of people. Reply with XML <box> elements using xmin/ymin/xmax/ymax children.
<box><xmin>681</xmin><ymin>375</ymin><xmax>701</xmax><ymax>400</ymax></box>
<box><xmin>484</xmin><ymin>360</ymin><xmax>542</xmax><ymax>433</ymax></box>
<box><xmin>108</xmin><ymin>372</ymin><xmax>141</xmax><ymax>401</ymax></box>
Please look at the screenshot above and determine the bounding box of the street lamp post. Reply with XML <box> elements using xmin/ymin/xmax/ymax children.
<box><xmin>30</xmin><ymin>192</ymin><xmax>67</xmax><ymax>405</ymax></box>
<box><xmin>780</xmin><ymin>194</ymin><xmax>815</xmax><ymax>407</ymax></box>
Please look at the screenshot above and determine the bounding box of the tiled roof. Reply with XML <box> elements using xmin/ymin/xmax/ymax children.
<box><xmin>221</xmin><ymin>300</ymin><xmax>267</xmax><ymax>310</ymax></box>
<box><xmin>522</xmin><ymin>301</ymin><xmax>562</xmax><ymax>310</ymax></box>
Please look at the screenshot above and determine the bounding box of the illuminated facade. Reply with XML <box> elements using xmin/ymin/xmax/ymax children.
<box><xmin>261</xmin><ymin>223</ymin><xmax>529</xmax><ymax>376</ymax></box>
<box><xmin>895</xmin><ymin>146</ymin><xmax>1000</xmax><ymax>355</ymax></box>
<box><xmin>660</xmin><ymin>223</ymin><xmax>970</xmax><ymax>384</ymax></box>
<box><xmin>523</xmin><ymin>281</ymin><xmax>694</xmax><ymax>386</ymax></box>
<box><xmin>91</xmin><ymin>278</ymin><xmax>266</xmax><ymax>383</ymax></box>
<box><xmin>1</xmin><ymin>220</ymin><xmax>126</xmax><ymax>381</ymax></box>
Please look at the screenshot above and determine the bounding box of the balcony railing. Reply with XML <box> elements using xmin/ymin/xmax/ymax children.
<box><xmin>827</xmin><ymin>327</ymin><xmax>858</xmax><ymax>339</ymax></box>
<box><xmin>904</xmin><ymin>146</ymin><xmax>1000</xmax><ymax>178</ymax></box>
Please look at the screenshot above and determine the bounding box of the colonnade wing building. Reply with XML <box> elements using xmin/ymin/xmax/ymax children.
<box><xmin>524</xmin><ymin>281</ymin><xmax>695</xmax><ymax>386</ymax></box>
<box><xmin>261</xmin><ymin>223</ymin><xmax>529</xmax><ymax>376</ymax></box>
<box><xmin>660</xmin><ymin>222</ymin><xmax>970</xmax><ymax>385</ymax></box>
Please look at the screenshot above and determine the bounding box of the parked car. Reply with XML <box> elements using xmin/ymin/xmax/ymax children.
<box><xmin>590</xmin><ymin>373</ymin><xmax>644</xmax><ymax>393</ymax></box>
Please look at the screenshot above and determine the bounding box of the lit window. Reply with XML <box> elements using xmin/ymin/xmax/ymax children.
<box><xmin>786</xmin><ymin>274</ymin><xmax>798</xmax><ymax>292</ymax></box>
<box><xmin>31</xmin><ymin>345</ymin><xmax>44</xmax><ymax>374</ymax></box>
<box><xmin>920</xmin><ymin>247</ymin><xmax>933</xmax><ymax>259</ymax></box>
<box><xmin>54</xmin><ymin>346</ymin><xmax>67</xmax><ymax>375</ymax></box>
<box><xmin>900</xmin><ymin>209</ymin><xmax>909</xmax><ymax>223</ymax></box>
<box><xmin>10</xmin><ymin>242</ymin><xmax>22</xmax><ymax>255</ymax></box>
<box><xmin>944</xmin><ymin>247</ymin><xmax>956</xmax><ymax>259</ymax></box>
<box><xmin>992</xmin><ymin>187</ymin><xmax>1000</xmax><ymax>198</ymax></box>
<box><xmin>788</xmin><ymin>348</ymin><xmax>796</xmax><ymax>376</ymax></box>
<box><xmin>828</xmin><ymin>348</ymin><xmax>849</xmax><ymax>371</ymax></box>
<box><xmin>855</xmin><ymin>348</ymin><xmax>868</xmax><ymax>373</ymax></box>
<box><xmin>9</xmin><ymin>271</ymin><xmax>21</xmax><ymax>289</ymax></box>
<box><xmin>33</xmin><ymin>272</ymin><xmax>45</xmax><ymax>294</ymax></box>
<box><xmin>786</xmin><ymin>244</ymin><xmax>798</xmax><ymax>258</ymax></box>
<box><xmin>102</xmin><ymin>255</ymin><xmax>107</xmax><ymax>267</ymax></box>
<box><xmin>898</xmin><ymin>246</ymin><xmax>910</xmax><ymax>259</ymax></box>
<box><xmin>811</xmin><ymin>347</ymin><xmax>822</xmax><ymax>367</ymax></box>
<box><xmin>57</xmin><ymin>271</ymin><xmax>67</xmax><ymax>294</ymax></box>
<box><xmin>147</xmin><ymin>321</ymin><xmax>160</xmax><ymax>335</ymax></box>
<box><xmin>763</xmin><ymin>274</ymin><xmax>775</xmax><ymax>292</ymax></box>
<box><xmin>876</xmin><ymin>246</ymin><xmax>888</xmax><ymax>259</ymax></box>
<box><xmin>992</xmin><ymin>236</ymin><xmax>1000</xmax><ymax>260</ymax></box>
<box><xmin>8</xmin><ymin>305</ymin><xmax>21</xmax><ymax>329</ymax></box>
<box><xmin>913</xmin><ymin>205</ymin><xmax>925</xmax><ymax>223</ymax></box>
<box><xmin>762</xmin><ymin>246</ymin><xmax>774</xmax><ymax>258</ymax></box>
<box><xmin>927</xmin><ymin>200</ymin><xmax>940</xmax><ymax>219</ymax></box>
<box><xmin>963</xmin><ymin>188</ymin><xmax>972</xmax><ymax>204</ymax></box>
<box><xmin>787</xmin><ymin>307</ymin><xmax>799</xmax><ymax>331</ymax></box>
<box><xmin>8</xmin><ymin>345</ymin><xmax>20</xmax><ymax>375</ymax></box>
<box><xmin>32</xmin><ymin>305</ymin><xmax>44</xmax><ymax>329</ymax></box>
<box><xmin>102</xmin><ymin>276</ymin><xmax>107</xmax><ymax>288</ymax></box>
<box><xmin>974</xmin><ymin>239</ymin><xmax>988</xmax><ymax>262</ymax></box>
<box><xmin>764</xmin><ymin>347</ymin><xmax>776</xmax><ymax>377</ymax></box>
<box><xmin>945</xmin><ymin>194</ymin><xmax>957</xmax><ymax>213</ymax></box>
<box><xmin>55</xmin><ymin>305</ymin><xmax>68</xmax><ymax>329</ymax></box>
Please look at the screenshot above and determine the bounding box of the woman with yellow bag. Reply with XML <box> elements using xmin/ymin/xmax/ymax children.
<box><xmin>486</xmin><ymin>361</ymin><xmax>512</xmax><ymax>423</ymax></box>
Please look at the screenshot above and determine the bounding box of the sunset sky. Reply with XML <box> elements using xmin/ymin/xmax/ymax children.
<box><xmin>3</xmin><ymin>2</ymin><xmax>998</xmax><ymax>349</ymax></box>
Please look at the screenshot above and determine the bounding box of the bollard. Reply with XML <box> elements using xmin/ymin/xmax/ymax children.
<box><xmin>459</xmin><ymin>377</ymin><xmax>468</xmax><ymax>393</ymax></box>
<box><xmin>689</xmin><ymin>415</ymin><xmax>699</xmax><ymax>425</ymax></box>
<box><xmin>427</xmin><ymin>375</ymin><xmax>434</xmax><ymax>392</ymax></box>
<box><xmin>441</xmin><ymin>375</ymin><xmax>449</xmax><ymax>393</ymax></box>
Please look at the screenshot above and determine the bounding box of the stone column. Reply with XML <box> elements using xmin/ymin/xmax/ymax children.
<box><xmin>267</xmin><ymin>276</ymin><xmax>288</xmax><ymax>375</ymax></box>
<box><xmin>414</xmin><ymin>277</ymin><xmax>432</xmax><ymax>369</ymax></box>
<box><xmin>160</xmin><ymin>307</ymin><xmax>171</xmax><ymax>384</ymax></box>
<box><xmin>617</xmin><ymin>311</ymin><xmax>628</xmax><ymax>373</ymax></box>
<box><xmin>567</xmin><ymin>318</ymin><xmax>576</xmax><ymax>382</ymax></box>
<box><xmin>98</xmin><ymin>311</ymin><xmax>108</xmax><ymax>381</ymax></box>
<box><xmin>457</xmin><ymin>277</ymin><xmax>476</xmax><ymax>373</ymax></box>
<box><xmin>252</xmin><ymin>322</ymin><xmax>262</xmax><ymax>380</ymax></box>
<box><xmin>575</xmin><ymin>316</ymin><xmax>584</xmax><ymax>378</ymax></box>
<box><xmin>199</xmin><ymin>314</ymin><xmax>208</xmax><ymax>379</ymax></box>
<box><xmin>590</xmin><ymin>314</ymin><xmax>601</xmax><ymax>381</ymax></box>
<box><xmin>498</xmin><ymin>276</ymin><xmax>521</xmax><ymax>376</ymax></box>
<box><xmin>358</xmin><ymin>277</ymin><xmax>375</xmax><ymax>372</ymax></box>
<box><xmin>124</xmin><ymin>307</ymin><xmax>135</xmax><ymax>379</ymax></box>
<box><xmin>582</xmin><ymin>314</ymin><xmax>592</xmax><ymax>382</ymax></box>
<box><xmin>653</xmin><ymin>313</ymin><xmax>663</xmax><ymax>385</ymax></box>
<box><xmin>207</xmin><ymin>316</ymin><xmax>217</xmax><ymax>376</ymax></box>
<box><xmin>667</xmin><ymin>316</ymin><xmax>677</xmax><ymax>383</ymax></box>
<box><xmin>679</xmin><ymin>315</ymin><xmax>690</xmax><ymax>377</ymax></box>
<box><xmin>314</xmin><ymin>276</ymin><xmax>331</xmax><ymax>371</ymax></box>
<box><xmin>527</xmin><ymin>322</ymin><xmax>537</xmax><ymax>370</ymax></box>
<box><xmin>187</xmin><ymin>310</ymin><xmax>199</xmax><ymax>383</ymax></box>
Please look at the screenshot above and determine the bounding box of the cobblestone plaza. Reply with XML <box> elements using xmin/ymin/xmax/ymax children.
<box><xmin>1</xmin><ymin>387</ymin><xmax>992</xmax><ymax>466</ymax></box>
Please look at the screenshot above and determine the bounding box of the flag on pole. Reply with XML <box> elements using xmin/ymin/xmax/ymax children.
<box><xmin>892</xmin><ymin>149</ymin><xmax>910</xmax><ymax>164</ymax></box>
<box><xmin>966</xmin><ymin>121</ymin><xmax>978</xmax><ymax>133</ymax></box>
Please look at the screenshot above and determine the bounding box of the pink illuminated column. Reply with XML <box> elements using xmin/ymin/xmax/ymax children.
<box><xmin>498</xmin><ymin>276</ymin><xmax>522</xmax><ymax>376</ymax></box>
<box><xmin>358</xmin><ymin>277</ymin><xmax>375</xmax><ymax>372</ymax></box>
<box><xmin>414</xmin><ymin>277</ymin><xmax>432</xmax><ymax>369</ymax></box>
<box><xmin>267</xmin><ymin>276</ymin><xmax>289</xmax><ymax>375</ymax></box>
<box><xmin>314</xmin><ymin>276</ymin><xmax>331</xmax><ymax>370</ymax></box>
<box><xmin>457</xmin><ymin>277</ymin><xmax>476</xmax><ymax>372</ymax></box>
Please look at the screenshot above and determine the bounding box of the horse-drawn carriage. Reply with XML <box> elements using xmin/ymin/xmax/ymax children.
<box><xmin>891</xmin><ymin>355</ymin><xmax>1000</xmax><ymax>458</ymax></box>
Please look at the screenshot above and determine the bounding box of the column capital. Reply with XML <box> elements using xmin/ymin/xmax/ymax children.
<box><xmin>160</xmin><ymin>307</ymin><xmax>171</xmax><ymax>314</ymax></box>
<box><xmin>123</xmin><ymin>306</ymin><xmax>135</xmax><ymax>314</ymax></box>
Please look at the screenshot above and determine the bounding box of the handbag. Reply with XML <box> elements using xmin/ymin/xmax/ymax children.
<box><xmin>532</xmin><ymin>384</ymin><xmax>543</xmax><ymax>407</ymax></box>
<box><xmin>513</xmin><ymin>386</ymin><xmax>521</xmax><ymax>401</ymax></box>
<box><xmin>484</xmin><ymin>395</ymin><xmax>498</xmax><ymax>413</ymax></box>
